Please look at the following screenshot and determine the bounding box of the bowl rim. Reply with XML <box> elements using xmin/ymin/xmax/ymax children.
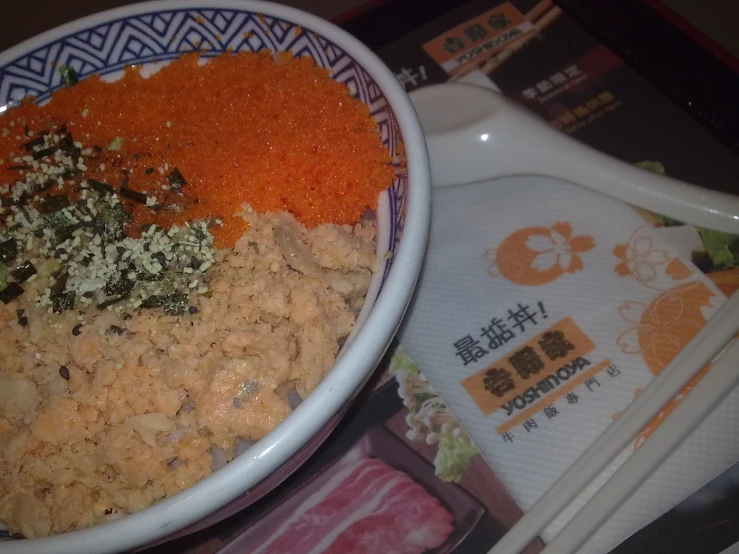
<box><xmin>0</xmin><ymin>1</ymin><xmax>430</xmax><ymax>552</ymax></box>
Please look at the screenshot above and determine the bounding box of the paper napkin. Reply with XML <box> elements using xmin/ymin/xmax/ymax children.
<box><xmin>398</xmin><ymin>175</ymin><xmax>739</xmax><ymax>552</ymax></box>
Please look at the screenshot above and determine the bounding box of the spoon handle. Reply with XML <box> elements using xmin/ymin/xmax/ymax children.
<box><xmin>414</xmin><ymin>84</ymin><xmax>739</xmax><ymax>234</ymax></box>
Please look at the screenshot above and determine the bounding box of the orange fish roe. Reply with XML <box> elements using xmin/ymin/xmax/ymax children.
<box><xmin>0</xmin><ymin>52</ymin><xmax>394</xmax><ymax>247</ymax></box>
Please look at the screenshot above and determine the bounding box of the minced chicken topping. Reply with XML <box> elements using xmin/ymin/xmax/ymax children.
<box><xmin>0</xmin><ymin>208</ymin><xmax>378</xmax><ymax>538</ymax></box>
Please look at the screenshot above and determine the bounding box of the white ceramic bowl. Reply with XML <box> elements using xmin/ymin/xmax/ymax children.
<box><xmin>0</xmin><ymin>2</ymin><xmax>430</xmax><ymax>552</ymax></box>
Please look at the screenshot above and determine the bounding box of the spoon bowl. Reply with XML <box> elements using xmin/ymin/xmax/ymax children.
<box><xmin>411</xmin><ymin>83</ymin><xmax>739</xmax><ymax>234</ymax></box>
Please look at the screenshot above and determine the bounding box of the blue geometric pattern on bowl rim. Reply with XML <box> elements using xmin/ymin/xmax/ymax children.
<box><xmin>0</xmin><ymin>7</ymin><xmax>407</xmax><ymax>289</ymax></box>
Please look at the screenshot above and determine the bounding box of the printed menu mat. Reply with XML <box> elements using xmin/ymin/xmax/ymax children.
<box><xmin>140</xmin><ymin>2</ymin><xmax>739</xmax><ymax>553</ymax></box>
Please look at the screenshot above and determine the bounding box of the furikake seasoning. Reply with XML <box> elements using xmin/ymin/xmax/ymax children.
<box><xmin>0</xmin><ymin>123</ymin><xmax>217</xmax><ymax>316</ymax></box>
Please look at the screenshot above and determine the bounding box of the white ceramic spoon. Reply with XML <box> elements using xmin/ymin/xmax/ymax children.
<box><xmin>409</xmin><ymin>83</ymin><xmax>739</xmax><ymax>234</ymax></box>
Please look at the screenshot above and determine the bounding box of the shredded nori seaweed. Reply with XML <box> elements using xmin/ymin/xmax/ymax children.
<box><xmin>97</xmin><ymin>294</ymin><xmax>129</xmax><ymax>310</ymax></box>
<box><xmin>53</xmin><ymin>291</ymin><xmax>75</xmax><ymax>313</ymax></box>
<box><xmin>32</xmin><ymin>147</ymin><xmax>57</xmax><ymax>160</ymax></box>
<box><xmin>58</xmin><ymin>65</ymin><xmax>79</xmax><ymax>87</ymax></box>
<box><xmin>163</xmin><ymin>293</ymin><xmax>188</xmax><ymax>315</ymax></box>
<box><xmin>0</xmin><ymin>282</ymin><xmax>24</xmax><ymax>304</ymax></box>
<box><xmin>21</xmin><ymin>136</ymin><xmax>46</xmax><ymax>151</ymax></box>
<box><xmin>104</xmin><ymin>273</ymin><xmax>134</xmax><ymax>296</ymax></box>
<box><xmin>166</xmin><ymin>167</ymin><xmax>187</xmax><ymax>189</ymax></box>
<box><xmin>11</xmin><ymin>261</ymin><xmax>37</xmax><ymax>284</ymax></box>
<box><xmin>0</xmin><ymin>239</ymin><xmax>17</xmax><ymax>265</ymax></box>
<box><xmin>49</xmin><ymin>272</ymin><xmax>73</xmax><ymax>313</ymax></box>
<box><xmin>140</xmin><ymin>295</ymin><xmax>165</xmax><ymax>309</ymax></box>
<box><xmin>120</xmin><ymin>187</ymin><xmax>149</xmax><ymax>205</ymax></box>
<box><xmin>39</xmin><ymin>194</ymin><xmax>70</xmax><ymax>215</ymax></box>
<box><xmin>89</xmin><ymin>179</ymin><xmax>115</xmax><ymax>196</ymax></box>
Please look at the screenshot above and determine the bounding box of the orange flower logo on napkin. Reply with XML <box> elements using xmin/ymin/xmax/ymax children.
<box><xmin>617</xmin><ymin>281</ymin><xmax>716</xmax><ymax>375</ymax></box>
<box><xmin>613</xmin><ymin>227</ymin><xmax>694</xmax><ymax>290</ymax></box>
<box><xmin>488</xmin><ymin>222</ymin><xmax>595</xmax><ymax>286</ymax></box>
<box><xmin>613</xmin><ymin>234</ymin><xmax>669</xmax><ymax>283</ymax></box>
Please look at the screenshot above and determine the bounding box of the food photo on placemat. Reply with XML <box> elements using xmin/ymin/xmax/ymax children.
<box><xmin>215</xmin><ymin>374</ymin><xmax>544</xmax><ymax>554</ymax></box>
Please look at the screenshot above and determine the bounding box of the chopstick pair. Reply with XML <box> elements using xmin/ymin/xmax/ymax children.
<box><xmin>450</xmin><ymin>0</ymin><xmax>563</xmax><ymax>82</ymax></box>
<box><xmin>487</xmin><ymin>291</ymin><xmax>739</xmax><ymax>554</ymax></box>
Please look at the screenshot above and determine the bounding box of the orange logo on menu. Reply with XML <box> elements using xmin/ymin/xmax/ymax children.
<box><xmin>462</xmin><ymin>317</ymin><xmax>596</xmax><ymax>418</ymax></box>
<box><xmin>423</xmin><ymin>2</ymin><xmax>537</xmax><ymax>75</ymax></box>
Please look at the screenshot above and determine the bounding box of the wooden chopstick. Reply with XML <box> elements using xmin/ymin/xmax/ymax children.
<box><xmin>478</xmin><ymin>6</ymin><xmax>562</xmax><ymax>76</ymax></box>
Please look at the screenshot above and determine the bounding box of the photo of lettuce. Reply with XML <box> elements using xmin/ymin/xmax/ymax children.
<box><xmin>390</xmin><ymin>350</ymin><xmax>479</xmax><ymax>483</ymax></box>
<box><xmin>696</xmin><ymin>228</ymin><xmax>739</xmax><ymax>270</ymax></box>
<box><xmin>634</xmin><ymin>160</ymin><xmax>666</xmax><ymax>175</ymax></box>
<box><xmin>635</xmin><ymin>160</ymin><xmax>739</xmax><ymax>271</ymax></box>
<box><xmin>434</xmin><ymin>434</ymin><xmax>480</xmax><ymax>484</ymax></box>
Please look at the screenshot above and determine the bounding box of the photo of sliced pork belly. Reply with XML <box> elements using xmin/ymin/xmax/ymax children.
<box><xmin>251</xmin><ymin>455</ymin><xmax>454</xmax><ymax>554</ymax></box>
